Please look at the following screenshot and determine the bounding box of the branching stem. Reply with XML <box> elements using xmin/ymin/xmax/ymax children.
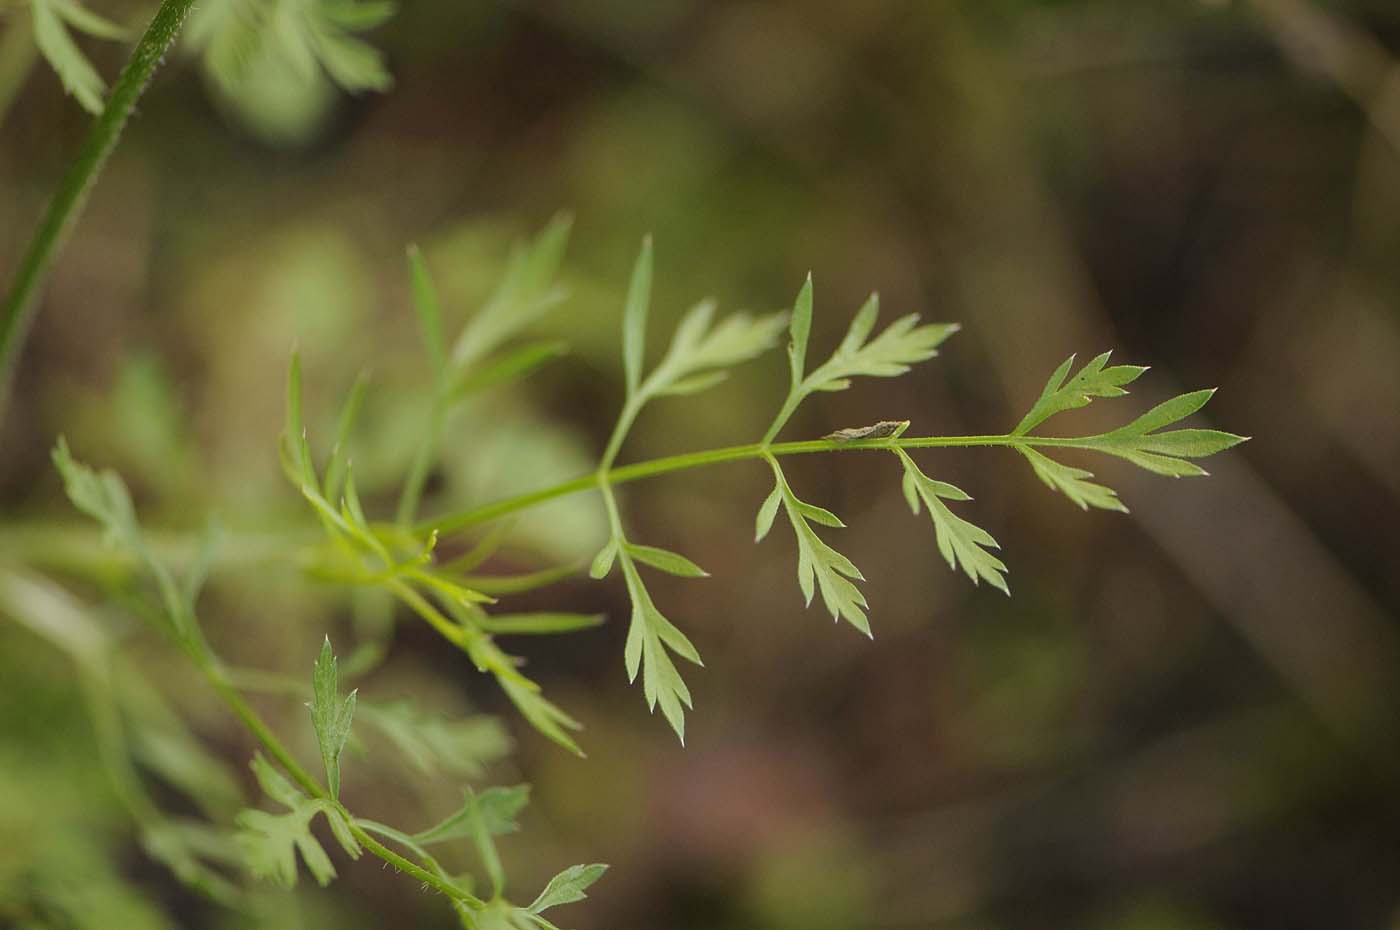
<box><xmin>423</xmin><ymin>432</ymin><xmax>1078</xmax><ymax>536</ymax></box>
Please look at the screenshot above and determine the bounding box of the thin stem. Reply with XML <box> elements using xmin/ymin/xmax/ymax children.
<box><xmin>0</xmin><ymin>0</ymin><xmax>197</xmax><ymax>415</ymax></box>
<box><xmin>422</xmin><ymin>432</ymin><xmax>1068</xmax><ymax>536</ymax></box>
<box><xmin>344</xmin><ymin>820</ymin><xmax>482</xmax><ymax>906</ymax></box>
<box><xmin>761</xmin><ymin>388</ymin><xmax>803</xmax><ymax>445</ymax></box>
<box><xmin>598</xmin><ymin>395</ymin><xmax>643</xmax><ymax>472</ymax></box>
<box><xmin>196</xmin><ymin>653</ymin><xmax>327</xmax><ymax>799</ymax></box>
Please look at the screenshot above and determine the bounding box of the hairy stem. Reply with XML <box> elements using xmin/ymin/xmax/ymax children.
<box><xmin>0</xmin><ymin>0</ymin><xmax>197</xmax><ymax>415</ymax></box>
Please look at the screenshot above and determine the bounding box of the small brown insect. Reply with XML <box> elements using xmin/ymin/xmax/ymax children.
<box><xmin>822</xmin><ymin>420</ymin><xmax>909</xmax><ymax>442</ymax></box>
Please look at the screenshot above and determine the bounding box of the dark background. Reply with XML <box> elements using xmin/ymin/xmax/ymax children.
<box><xmin>3</xmin><ymin>1</ymin><xmax>1400</xmax><ymax>928</ymax></box>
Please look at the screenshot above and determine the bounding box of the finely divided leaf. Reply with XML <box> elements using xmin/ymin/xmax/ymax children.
<box><xmin>1019</xmin><ymin>447</ymin><xmax>1126</xmax><ymax>513</ymax></box>
<box><xmin>415</xmin><ymin>784</ymin><xmax>529</xmax><ymax>898</ymax></box>
<box><xmin>642</xmin><ymin>301</ymin><xmax>786</xmax><ymax>398</ymax></box>
<box><xmin>765</xmin><ymin>464</ymin><xmax>871</xmax><ymax>637</ymax></box>
<box><xmin>619</xmin><ymin>559</ymin><xmax>702</xmax><ymax>744</ymax></box>
<box><xmin>235</xmin><ymin>755</ymin><xmax>361</xmax><ymax>889</ymax></box>
<box><xmin>896</xmin><ymin>451</ymin><xmax>1009</xmax><ymax>594</ymax></box>
<box><xmin>1080</xmin><ymin>388</ymin><xmax>1248</xmax><ymax>477</ymax></box>
<box><xmin>308</xmin><ymin>638</ymin><xmax>357</xmax><ymax>798</ymax></box>
<box><xmin>451</xmin><ymin>213</ymin><xmax>573</xmax><ymax>369</ymax></box>
<box><xmin>359</xmin><ymin>700</ymin><xmax>511</xmax><ymax>778</ymax></box>
<box><xmin>414</xmin><ymin>784</ymin><xmax>530</xmax><ymax>846</ymax></box>
<box><xmin>32</xmin><ymin>0</ymin><xmax>128</xmax><ymax>114</ymax></box>
<box><xmin>1014</xmin><ymin>352</ymin><xmax>1149</xmax><ymax>436</ymax></box>
<box><xmin>802</xmin><ymin>296</ymin><xmax>958</xmax><ymax>395</ymax></box>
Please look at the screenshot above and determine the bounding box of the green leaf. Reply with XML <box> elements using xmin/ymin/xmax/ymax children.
<box><xmin>754</xmin><ymin>485</ymin><xmax>782</xmax><ymax>542</ymax></box>
<box><xmin>619</xmin><ymin>559</ymin><xmax>702</xmax><ymax>744</ymax></box>
<box><xmin>309</xmin><ymin>637</ymin><xmax>357</xmax><ymax>798</ymax></box>
<box><xmin>1013</xmin><ymin>352</ymin><xmax>1149</xmax><ymax>435</ymax></box>
<box><xmin>1019</xmin><ymin>447</ymin><xmax>1126</xmax><ymax>513</ymax></box>
<box><xmin>414</xmin><ymin>784</ymin><xmax>529</xmax><ymax>897</ymax></box>
<box><xmin>52</xmin><ymin>437</ymin><xmax>138</xmax><ymax>550</ymax></box>
<box><xmin>407</xmin><ymin>243</ymin><xmax>447</xmax><ymax>381</ymax></box>
<box><xmin>896</xmin><ymin>451</ymin><xmax>1008</xmax><ymax>594</ymax></box>
<box><xmin>359</xmin><ymin>700</ymin><xmax>511</xmax><ymax>778</ymax></box>
<box><xmin>625</xmin><ymin>543</ymin><xmax>709</xmax><ymax>578</ymax></box>
<box><xmin>474</xmin><ymin>612</ymin><xmax>606</xmax><ymax>635</ymax></box>
<box><xmin>621</xmin><ymin>236</ymin><xmax>653</xmax><ymax>398</ymax></box>
<box><xmin>787</xmin><ymin>274</ymin><xmax>813</xmax><ymax>386</ymax></box>
<box><xmin>767</xmin><ymin>463</ymin><xmax>870</xmax><ymax>637</ymax></box>
<box><xmin>414</xmin><ymin>784</ymin><xmax>530</xmax><ymax>846</ymax></box>
<box><xmin>588</xmin><ymin>541</ymin><xmax>617</xmax><ymax>579</ymax></box>
<box><xmin>639</xmin><ymin>300</ymin><xmax>786</xmax><ymax>399</ymax></box>
<box><xmin>498</xmin><ymin>676</ymin><xmax>585</xmax><ymax>758</ymax></box>
<box><xmin>309</xmin><ymin>26</ymin><xmax>391</xmax><ymax>92</ymax></box>
<box><xmin>452</xmin><ymin>213</ymin><xmax>573</xmax><ymax>369</ymax></box>
<box><xmin>236</xmin><ymin>754</ymin><xmax>361</xmax><ymax>888</ymax></box>
<box><xmin>527</xmin><ymin>863</ymin><xmax>609</xmax><ymax>915</ymax></box>
<box><xmin>801</xmin><ymin>297</ymin><xmax>958</xmax><ymax>395</ymax></box>
<box><xmin>32</xmin><ymin>0</ymin><xmax>126</xmax><ymax>114</ymax></box>
<box><xmin>449</xmin><ymin>340</ymin><xmax>568</xmax><ymax>399</ymax></box>
<box><xmin>52</xmin><ymin>439</ymin><xmax>193</xmax><ymax>640</ymax></box>
<box><xmin>1075</xmin><ymin>387</ymin><xmax>1247</xmax><ymax>477</ymax></box>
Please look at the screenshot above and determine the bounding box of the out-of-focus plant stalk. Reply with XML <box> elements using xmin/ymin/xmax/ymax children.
<box><xmin>0</xmin><ymin>0</ymin><xmax>197</xmax><ymax>418</ymax></box>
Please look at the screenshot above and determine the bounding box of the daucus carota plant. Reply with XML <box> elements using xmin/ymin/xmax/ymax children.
<box><xmin>7</xmin><ymin>216</ymin><xmax>1245</xmax><ymax>927</ymax></box>
<box><xmin>2</xmin><ymin>8</ymin><xmax>1247</xmax><ymax>922</ymax></box>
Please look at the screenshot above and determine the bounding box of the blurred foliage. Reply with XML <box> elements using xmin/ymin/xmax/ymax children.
<box><xmin>5</xmin><ymin>0</ymin><xmax>1400</xmax><ymax>928</ymax></box>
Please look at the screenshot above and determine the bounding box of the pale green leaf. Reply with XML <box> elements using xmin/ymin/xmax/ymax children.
<box><xmin>359</xmin><ymin>700</ymin><xmax>511</xmax><ymax>778</ymax></box>
<box><xmin>896</xmin><ymin>450</ymin><xmax>1008</xmax><ymax>594</ymax></box>
<box><xmin>450</xmin><ymin>341</ymin><xmax>568</xmax><ymax>399</ymax></box>
<box><xmin>588</xmin><ymin>541</ymin><xmax>617</xmax><ymax>579</ymax></box>
<box><xmin>625</xmin><ymin>543</ymin><xmax>709</xmax><ymax>578</ymax></box>
<box><xmin>309</xmin><ymin>637</ymin><xmax>357</xmax><ymax>798</ymax></box>
<box><xmin>621</xmin><ymin>236</ymin><xmax>653</xmax><ymax>398</ymax></box>
<box><xmin>527</xmin><ymin>863</ymin><xmax>609</xmax><ymax>915</ymax></box>
<box><xmin>639</xmin><ymin>300</ymin><xmax>786</xmax><ymax>399</ymax></box>
<box><xmin>1019</xmin><ymin>447</ymin><xmax>1126</xmax><ymax>513</ymax></box>
<box><xmin>766</xmin><ymin>464</ymin><xmax>870</xmax><ymax>636</ymax></box>
<box><xmin>754</xmin><ymin>485</ymin><xmax>782</xmax><ymax>542</ymax></box>
<box><xmin>787</xmin><ymin>274</ymin><xmax>813</xmax><ymax>386</ymax></box>
<box><xmin>414</xmin><ymin>784</ymin><xmax>530</xmax><ymax>846</ymax></box>
<box><xmin>1013</xmin><ymin>352</ymin><xmax>1149</xmax><ymax>435</ymax></box>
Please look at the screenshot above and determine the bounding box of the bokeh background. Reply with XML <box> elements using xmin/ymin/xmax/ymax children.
<box><xmin>4</xmin><ymin>1</ymin><xmax>1400</xmax><ymax>928</ymax></box>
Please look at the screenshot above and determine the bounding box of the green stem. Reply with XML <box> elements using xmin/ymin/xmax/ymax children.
<box><xmin>0</xmin><ymin>0</ymin><xmax>197</xmax><ymax>414</ymax></box>
<box><xmin>345</xmin><ymin>819</ymin><xmax>482</xmax><ymax>906</ymax></box>
<box><xmin>422</xmin><ymin>432</ymin><xmax>1064</xmax><ymax>536</ymax></box>
<box><xmin>761</xmin><ymin>388</ymin><xmax>803</xmax><ymax>445</ymax></box>
<box><xmin>598</xmin><ymin>395</ymin><xmax>643</xmax><ymax>472</ymax></box>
